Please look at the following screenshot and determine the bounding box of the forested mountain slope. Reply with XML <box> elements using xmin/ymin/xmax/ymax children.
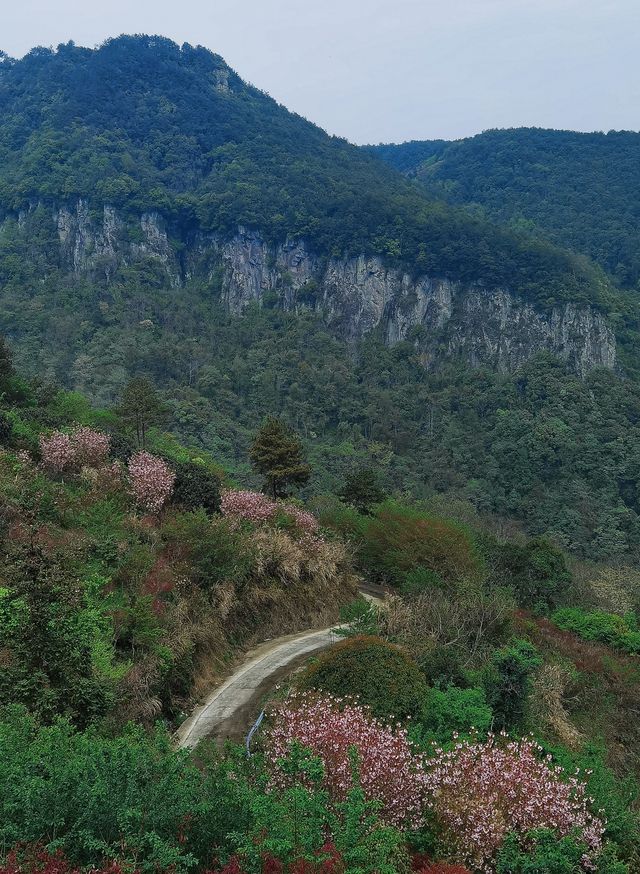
<box><xmin>1</xmin><ymin>37</ymin><xmax>640</xmax><ymax>558</ymax></box>
<box><xmin>366</xmin><ymin>128</ymin><xmax>640</xmax><ymax>290</ymax></box>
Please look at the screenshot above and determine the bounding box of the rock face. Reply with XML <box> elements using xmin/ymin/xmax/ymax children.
<box><xmin>7</xmin><ymin>203</ymin><xmax>617</xmax><ymax>375</ymax></box>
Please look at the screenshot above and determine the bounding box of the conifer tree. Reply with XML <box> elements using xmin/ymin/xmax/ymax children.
<box><xmin>250</xmin><ymin>416</ymin><xmax>310</xmax><ymax>499</ymax></box>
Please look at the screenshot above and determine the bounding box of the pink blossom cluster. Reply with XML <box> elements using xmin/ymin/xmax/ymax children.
<box><xmin>422</xmin><ymin>733</ymin><xmax>605</xmax><ymax>872</ymax></box>
<box><xmin>282</xmin><ymin>504</ymin><xmax>319</xmax><ymax>535</ymax></box>
<box><xmin>71</xmin><ymin>426</ymin><xmax>111</xmax><ymax>466</ymax></box>
<box><xmin>220</xmin><ymin>489</ymin><xmax>320</xmax><ymax>537</ymax></box>
<box><xmin>264</xmin><ymin>691</ymin><xmax>427</xmax><ymax>830</ymax></box>
<box><xmin>128</xmin><ymin>451</ymin><xmax>176</xmax><ymax>513</ymax></box>
<box><xmin>39</xmin><ymin>432</ymin><xmax>75</xmax><ymax>473</ymax></box>
<box><xmin>39</xmin><ymin>427</ymin><xmax>111</xmax><ymax>473</ymax></box>
<box><xmin>221</xmin><ymin>489</ymin><xmax>278</xmax><ymax>523</ymax></box>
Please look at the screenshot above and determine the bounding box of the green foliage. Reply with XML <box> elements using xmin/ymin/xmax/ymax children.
<box><xmin>163</xmin><ymin>510</ymin><xmax>252</xmax><ymax>590</ymax></box>
<box><xmin>413</xmin><ymin>686</ymin><xmax>493</xmax><ymax>746</ymax></box>
<box><xmin>358</xmin><ymin>502</ymin><xmax>484</xmax><ymax>587</ymax></box>
<box><xmin>250</xmin><ymin>416</ymin><xmax>311</xmax><ymax>499</ymax></box>
<box><xmin>338</xmin><ymin>467</ymin><xmax>386</xmax><ymax>515</ymax></box>
<box><xmin>116</xmin><ymin>377</ymin><xmax>164</xmax><ymax>449</ymax></box>
<box><xmin>171</xmin><ymin>459</ymin><xmax>222</xmax><ymax>514</ymax></box>
<box><xmin>298</xmin><ymin>635</ymin><xmax>428</xmax><ymax>721</ymax></box>
<box><xmin>552</xmin><ymin>607</ymin><xmax>640</xmax><ymax>654</ymax></box>
<box><xmin>0</xmin><ymin>539</ymin><xmax>115</xmax><ymax>726</ymax></box>
<box><xmin>495</xmin><ymin>829</ymin><xmax>601</xmax><ymax>874</ymax></box>
<box><xmin>486</xmin><ymin>536</ymin><xmax>572</xmax><ymax>611</ymax></box>
<box><xmin>0</xmin><ymin>708</ymin><xmax>247</xmax><ymax>872</ymax></box>
<box><xmin>368</xmin><ymin>128</ymin><xmax>640</xmax><ymax>291</ymax></box>
<box><xmin>482</xmin><ymin>639</ymin><xmax>542</xmax><ymax>730</ymax></box>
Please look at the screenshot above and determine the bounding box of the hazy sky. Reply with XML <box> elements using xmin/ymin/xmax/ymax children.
<box><xmin>3</xmin><ymin>0</ymin><xmax>639</xmax><ymax>144</ymax></box>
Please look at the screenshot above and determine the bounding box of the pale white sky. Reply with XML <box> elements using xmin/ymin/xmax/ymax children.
<box><xmin>3</xmin><ymin>0</ymin><xmax>639</xmax><ymax>144</ymax></box>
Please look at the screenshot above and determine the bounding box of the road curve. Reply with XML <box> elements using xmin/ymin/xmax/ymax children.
<box><xmin>175</xmin><ymin>624</ymin><xmax>346</xmax><ymax>749</ymax></box>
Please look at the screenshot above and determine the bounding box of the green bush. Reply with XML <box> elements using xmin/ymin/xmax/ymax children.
<box><xmin>298</xmin><ymin>635</ymin><xmax>428</xmax><ymax>720</ymax></box>
<box><xmin>171</xmin><ymin>459</ymin><xmax>221</xmax><ymax>514</ymax></box>
<box><xmin>495</xmin><ymin>829</ymin><xmax>627</xmax><ymax>874</ymax></box>
<box><xmin>400</xmin><ymin>566</ymin><xmax>444</xmax><ymax>597</ymax></box>
<box><xmin>359</xmin><ymin>501</ymin><xmax>484</xmax><ymax>587</ymax></box>
<box><xmin>552</xmin><ymin>607</ymin><xmax>640</xmax><ymax>654</ymax></box>
<box><xmin>163</xmin><ymin>509</ymin><xmax>253</xmax><ymax>589</ymax></box>
<box><xmin>486</xmin><ymin>535</ymin><xmax>572</xmax><ymax>610</ymax></box>
<box><xmin>413</xmin><ymin>685</ymin><xmax>493</xmax><ymax>746</ymax></box>
<box><xmin>481</xmin><ymin>639</ymin><xmax>542</xmax><ymax>730</ymax></box>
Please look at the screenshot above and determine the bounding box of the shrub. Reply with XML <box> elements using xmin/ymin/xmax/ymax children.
<box><xmin>171</xmin><ymin>460</ymin><xmax>221</xmax><ymax>514</ymax></box>
<box><xmin>495</xmin><ymin>830</ymin><xmax>628</xmax><ymax>874</ymax></box>
<box><xmin>71</xmin><ymin>427</ymin><xmax>111</xmax><ymax>467</ymax></box>
<box><xmin>38</xmin><ymin>432</ymin><xmax>74</xmax><ymax>473</ymax></box>
<box><xmin>359</xmin><ymin>503</ymin><xmax>483</xmax><ymax>587</ymax></box>
<box><xmin>481</xmin><ymin>639</ymin><xmax>542</xmax><ymax>730</ymax></box>
<box><xmin>128</xmin><ymin>451</ymin><xmax>175</xmax><ymax>513</ymax></box>
<box><xmin>163</xmin><ymin>510</ymin><xmax>252</xmax><ymax>589</ymax></box>
<box><xmin>414</xmin><ymin>686</ymin><xmax>493</xmax><ymax>746</ymax></box>
<box><xmin>298</xmin><ymin>635</ymin><xmax>428</xmax><ymax>720</ymax></box>
<box><xmin>488</xmin><ymin>536</ymin><xmax>572</xmax><ymax>610</ymax></box>
<box><xmin>38</xmin><ymin>428</ymin><xmax>111</xmax><ymax>474</ymax></box>
<box><xmin>422</xmin><ymin>734</ymin><xmax>605</xmax><ymax>872</ymax></box>
<box><xmin>400</xmin><ymin>566</ymin><xmax>444</xmax><ymax>597</ymax></box>
<box><xmin>552</xmin><ymin>607</ymin><xmax>640</xmax><ymax>655</ymax></box>
<box><xmin>265</xmin><ymin>691</ymin><xmax>428</xmax><ymax>829</ymax></box>
<box><xmin>0</xmin><ymin>411</ymin><xmax>13</xmax><ymax>446</ymax></box>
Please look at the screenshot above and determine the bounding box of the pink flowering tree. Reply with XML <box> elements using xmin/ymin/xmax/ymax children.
<box><xmin>221</xmin><ymin>489</ymin><xmax>277</xmax><ymax>523</ymax></box>
<box><xmin>39</xmin><ymin>427</ymin><xmax>111</xmax><ymax>474</ymax></box>
<box><xmin>128</xmin><ymin>451</ymin><xmax>176</xmax><ymax>513</ymax></box>
<box><xmin>71</xmin><ymin>426</ymin><xmax>111</xmax><ymax>466</ymax></box>
<box><xmin>39</xmin><ymin>432</ymin><xmax>75</xmax><ymax>474</ymax></box>
<box><xmin>422</xmin><ymin>733</ymin><xmax>605</xmax><ymax>872</ymax></box>
<box><xmin>264</xmin><ymin>691</ymin><xmax>427</xmax><ymax>830</ymax></box>
<box><xmin>281</xmin><ymin>504</ymin><xmax>320</xmax><ymax>536</ymax></box>
<box><xmin>221</xmin><ymin>490</ymin><xmax>321</xmax><ymax>538</ymax></box>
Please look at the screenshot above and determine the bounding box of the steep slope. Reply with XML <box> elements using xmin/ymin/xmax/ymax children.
<box><xmin>0</xmin><ymin>38</ymin><xmax>617</xmax><ymax>357</ymax></box>
<box><xmin>366</xmin><ymin>128</ymin><xmax>640</xmax><ymax>289</ymax></box>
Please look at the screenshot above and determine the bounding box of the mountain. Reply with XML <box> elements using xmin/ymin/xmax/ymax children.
<box><xmin>1</xmin><ymin>36</ymin><xmax>640</xmax><ymax>558</ymax></box>
<box><xmin>366</xmin><ymin>128</ymin><xmax>640</xmax><ymax>290</ymax></box>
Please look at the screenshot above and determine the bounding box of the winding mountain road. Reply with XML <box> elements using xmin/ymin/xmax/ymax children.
<box><xmin>175</xmin><ymin>585</ymin><xmax>386</xmax><ymax>750</ymax></box>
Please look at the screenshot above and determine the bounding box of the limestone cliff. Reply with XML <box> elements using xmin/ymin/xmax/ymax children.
<box><xmin>9</xmin><ymin>203</ymin><xmax>618</xmax><ymax>376</ymax></box>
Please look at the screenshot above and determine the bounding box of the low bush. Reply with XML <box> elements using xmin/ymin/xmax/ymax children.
<box><xmin>552</xmin><ymin>607</ymin><xmax>640</xmax><ymax>654</ymax></box>
<box><xmin>422</xmin><ymin>734</ymin><xmax>604</xmax><ymax>872</ymax></box>
<box><xmin>413</xmin><ymin>686</ymin><xmax>493</xmax><ymax>746</ymax></box>
<box><xmin>298</xmin><ymin>635</ymin><xmax>428</xmax><ymax>720</ymax></box>
<box><xmin>359</xmin><ymin>503</ymin><xmax>484</xmax><ymax>587</ymax></box>
<box><xmin>265</xmin><ymin>691</ymin><xmax>428</xmax><ymax>830</ymax></box>
<box><xmin>481</xmin><ymin>639</ymin><xmax>542</xmax><ymax>730</ymax></box>
<box><xmin>170</xmin><ymin>460</ymin><xmax>221</xmax><ymax>514</ymax></box>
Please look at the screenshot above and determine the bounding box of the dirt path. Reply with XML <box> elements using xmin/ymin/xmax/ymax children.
<box><xmin>175</xmin><ymin>624</ymin><xmax>346</xmax><ymax>749</ymax></box>
<box><xmin>175</xmin><ymin>585</ymin><xmax>387</xmax><ymax>750</ymax></box>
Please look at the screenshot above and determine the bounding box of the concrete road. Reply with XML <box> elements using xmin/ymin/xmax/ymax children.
<box><xmin>175</xmin><ymin>624</ymin><xmax>346</xmax><ymax>749</ymax></box>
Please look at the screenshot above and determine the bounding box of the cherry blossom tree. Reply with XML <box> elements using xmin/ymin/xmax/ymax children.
<box><xmin>128</xmin><ymin>451</ymin><xmax>176</xmax><ymax>513</ymax></box>
<box><xmin>264</xmin><ymin>691</ymin><xmax>427</xmax><ymax>830</ymax></box>
<box><xmin>422</xmin><ymin>733</ymin><xmax>605</xmax><ymax>872</ymax></box>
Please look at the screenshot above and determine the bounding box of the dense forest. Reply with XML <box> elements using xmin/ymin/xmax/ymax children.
<box><xmin>0</xmin><ymin>38</ymin><xmax>639</xmax><ymax>560</ymax></box>
<box><xmin>0</xmin><ymin>38</ymin><xmax>615</xmax><ymax>311</ymax></box>
<box><xmin>366</xmin><ymin>129</ymin><xmax>640</xmax><ymax>290</ymax></box>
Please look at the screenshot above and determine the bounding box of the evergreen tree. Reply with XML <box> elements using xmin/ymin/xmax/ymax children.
<box><xmin>250</xmin><ymin>416</ymin><xmax>311</xmax><ymax>498</ymax></box>
<box><xmin>339</xmin><ymin>466</ymin><xmax>386</xmax><ymax>514</ymax></box>
<box><xmin>116</xmin><ymin>377</ymin><xmax>164</xmax><ymax>449</ymax></box>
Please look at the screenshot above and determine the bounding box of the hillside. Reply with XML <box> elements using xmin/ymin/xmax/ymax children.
<box><xmin>0</xmin><ymin>357</ymin><xmax>638</xmax><ymax>872</ymax></box>
<box><xmin>366</xmin><ymin>128</ymin><xmax>640</xmax><ymax>290</ymax></box>
<box><xmin>0</xmin><ymin>38</ymin><xmax>638</xmax><ymax>560</ymax></box>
